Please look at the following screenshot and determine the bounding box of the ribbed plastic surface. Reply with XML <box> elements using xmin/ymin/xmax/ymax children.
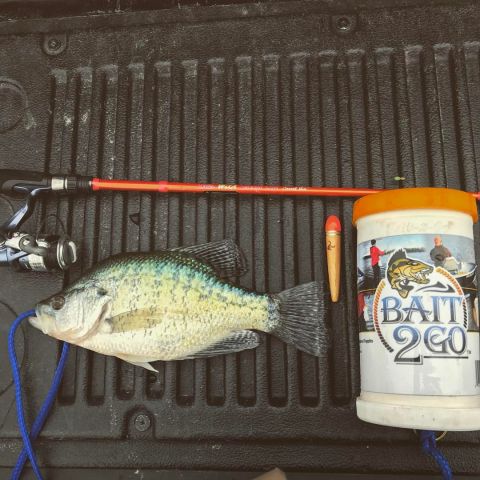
<box><xmin>1</xmin><ymin>0</ymin><xmax>480</xmax><ymax>475</ymax></box>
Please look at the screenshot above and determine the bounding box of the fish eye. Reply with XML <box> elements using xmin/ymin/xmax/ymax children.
<box><xmin>51</xmin><ymin>295</ymin><xmax>65</xmax><ymax>311</ymax></box>
<box><xmin>97</xmin><ymin>288</ymin><xmax>108</xmax><ymax>297</ymax></box>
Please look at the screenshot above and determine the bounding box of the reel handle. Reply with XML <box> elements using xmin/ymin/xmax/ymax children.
<box><xmin>0</xmin><ymin>170</ymin><xmax>48</xmax><ymax>197</ymax></box>
<box><xmin>0</xmin><ymin>169</ymin><xmax>92</xmax><ymax>197</ymax></box>
<box><xmin>0</xmin><ymin>170</ymin><xmax>92</xmax><ymax>233</ymax></box>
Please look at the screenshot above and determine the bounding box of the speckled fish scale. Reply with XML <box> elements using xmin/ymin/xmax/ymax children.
<box><xmin>77</xmin><ymin>252</ymin><xmax>271</xmax><ymax>360</ymax></box>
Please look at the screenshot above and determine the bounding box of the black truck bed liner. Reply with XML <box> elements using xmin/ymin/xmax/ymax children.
<box><xmin>0</xmin><ymin>0</ymin><xmax>479</xmax><ymax>477</ymax></box>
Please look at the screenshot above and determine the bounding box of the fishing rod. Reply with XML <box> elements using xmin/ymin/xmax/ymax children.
<box><xmin>91</xmin><ymin>178</ymin><xmax>381</xmax><ymax>197</ymax></box>
<box><xmin>89</xmin><ymin>178</ymin><xmax>480</xmax><ymax>200</ymax></box>
<box><xmin>1</xmin><ymin>169</ymin><xmax>479</xmax><ymax>271</ymax></box>
<box><xmin>3</xmin><ymin>169</ymin><xmax>480</xmax><ymax>200</ymax></box>
<box><xmin>89</xmin><ymin>178</ymin><xmax>480</xmax><ymax>199</ymax></box>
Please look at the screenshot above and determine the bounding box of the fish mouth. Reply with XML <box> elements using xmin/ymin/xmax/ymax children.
<box><xmin>413</xmin><ymin>268</ymin><xmax>432</xmax><ymax>283</ymax></box>
<box><xmin>29</xmin><ymin>313</ymin><xmax>41</xmax><ymax>329</ymax></box>
<box><xmin>31</xmin><ymin>305</ymin><xmax>53</xmax><ymax>334</ymax></box>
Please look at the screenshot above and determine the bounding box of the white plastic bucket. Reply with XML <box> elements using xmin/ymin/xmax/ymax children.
<box><xmin>353</xmin><ymin>188</ymin><xmax>480</xmax><ymax>431</ymax></box>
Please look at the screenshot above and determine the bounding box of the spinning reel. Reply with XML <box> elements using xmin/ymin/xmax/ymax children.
<box><xmin>0</xmin><ymin>170</ymin><xmax>90</xmax><ymax>272</ymax></box>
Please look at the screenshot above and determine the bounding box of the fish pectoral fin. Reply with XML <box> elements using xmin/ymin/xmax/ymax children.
<box><xmin>178</xmin><ymin>330</ymin><xmax>260</xmax><ymax>360</ymax></box>
<box><xmin>107</xmin><ymin>309</ymin><xmax>172</xmax><ymax>333</ymax></box>
<box><xmin>173</xmin><ymin>240</ymin><xmax>248</xmax><ymax>278</ymax></box>
<box><xmin>115</xmin><ymin>354</ymin><xmax>159</xmax><ymax>372</ymax></box>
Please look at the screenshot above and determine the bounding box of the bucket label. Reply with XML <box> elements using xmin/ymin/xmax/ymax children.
<box><xmin>358</xmin><ymin>233</ymin><xmax>480</xmax><ymax>396</ymax></box>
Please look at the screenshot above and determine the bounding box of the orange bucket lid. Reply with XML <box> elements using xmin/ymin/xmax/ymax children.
<box><xmin>353</xmin><ymin>187</ymin><xmax>478</xmax><ymax>225</ymax></box>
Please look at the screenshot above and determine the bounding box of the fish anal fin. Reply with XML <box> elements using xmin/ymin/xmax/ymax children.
<box><xmin>179</xmin><ymin>330</ymin><xmax>260</xmax><ymax>360</ymax></box>
<box><xmin>173</xmin><ymin>240</ymin><xmax>248</xmax><ymax>278</ymax></box>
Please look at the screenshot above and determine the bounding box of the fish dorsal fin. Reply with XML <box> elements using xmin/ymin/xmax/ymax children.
<box><xmin>388</xmin><ymin>249</ymin><xmax>407</xmax><ymax>266</ymax></box>
<box><xmin>173</xmin><ymin>240</ymin><xmax>248</xmax><ymax>278</ymax></box>
<box><xmin>178</xmin><ymin>330</ymin><xmax>260</xmax><ymax>360</ymax></box>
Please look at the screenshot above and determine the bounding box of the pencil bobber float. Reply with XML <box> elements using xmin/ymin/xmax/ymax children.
<box><xmin>325</xmin><ymin>215</ymin><xmax>341</xmax><ymax>302</ymax></box>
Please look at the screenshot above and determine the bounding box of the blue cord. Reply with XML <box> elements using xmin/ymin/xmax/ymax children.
<box><xmin>8</xmin><ymin>309</ymin><xmax>70</xmax><ymax>480</ymax></box>
<box><xmin>8</xmin><ymin>310</ymin><xmax>43</xmax><ymax>479</ymax></box>
<box><xmin>10</xmin><ymin>341</ymin><xmax>70</xmax><ymax>480</ymax></box>
<box><xmin>420</xmin><ymin>430</ymin><xmax>453</xmax><ymax>480</ymax></box>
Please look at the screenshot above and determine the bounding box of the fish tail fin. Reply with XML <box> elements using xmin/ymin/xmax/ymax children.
<box><xmin>270</xmin><ymin>282</ymin><xmax>328</xmax><ymax>357</ymax></box>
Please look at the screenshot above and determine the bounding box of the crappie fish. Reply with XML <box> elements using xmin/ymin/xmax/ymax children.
<box><xmin>31</xmin><ymin>240</ymin><xmax>326</xmax><ymax>371</ymax></box>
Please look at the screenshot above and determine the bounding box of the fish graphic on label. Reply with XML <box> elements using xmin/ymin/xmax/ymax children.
<box><xmin>386</xmin><ymin>249</ymin><xmax>433</xmax><ymax>299</ymax></box>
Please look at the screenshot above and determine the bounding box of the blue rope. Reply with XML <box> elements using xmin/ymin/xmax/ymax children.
<box><xmin>420</xmin><ymin>430</ymin><xmax>453</xmax><ymax>480</ymax></box>
<box><xmin>8</xmin><ymin>309</ymin><xmax>70</xmax><ymax>480</ymax></box>
<box><xmin>10</xmin><ymin>341</ymin><xmax>70</xmax><ymax>480</ymax></box>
